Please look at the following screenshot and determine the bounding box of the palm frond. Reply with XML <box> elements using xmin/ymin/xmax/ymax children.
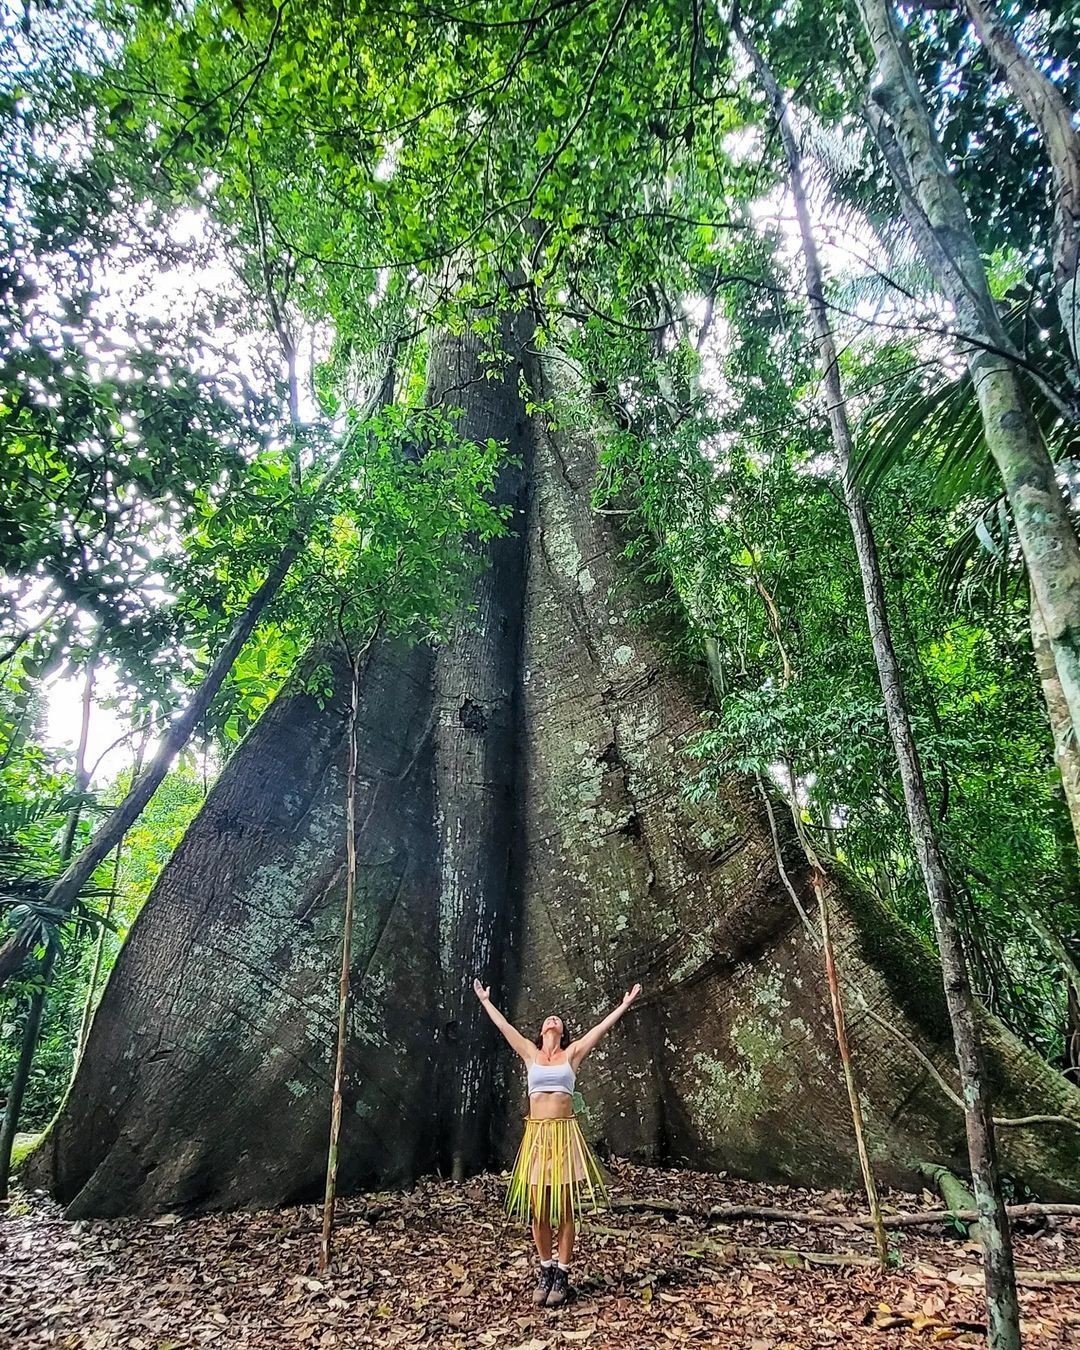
<box><xmin>0</xmin><ymin>793</ymin><xmax>83</xmax><ymax>843</ymax></box>
<box><xmin>0</xmin><ymin>890</ymin><xmax>116</xmax><ymax>958</ymax></box>
<box><xmin>853</xmin><ymin>299</ymin><xmax>1078</xmax><ymax>505</ymax></box>
<box><xmin>939</xmin><ymin>497</ymin><xmax>1021</xmax><ymax>607</ymax></box>
<box><xmin>829</xmin><ymin>258</ymin><xmax>938</xmax><ymax>316</ymax></box>
<box><xmin>795</xmin><ymin>110</ymin><xmax>867</xmax><ymax>180</ymax></box>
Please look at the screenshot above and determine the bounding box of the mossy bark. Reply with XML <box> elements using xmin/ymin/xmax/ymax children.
<box><xmin>25</xmin><ymin>333</ymin><xmax>1080</xmax><ymax>1218</ymax></box>
<box><xmin>854</xmin><ymin>21</ymin><xmax>1080</xmax><ymax>1323</ymax></box>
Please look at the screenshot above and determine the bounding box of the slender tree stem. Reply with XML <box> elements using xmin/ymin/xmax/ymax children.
<box><xmin>320</xmin><ymin>623</ymin><xmax>381</xmax><ymax>1271</ymax></box>
<box><xmin>71</xmin><ymin>844</ymin><xmax>122</xmax><ymax>1074</ymax></box>
<box><xmin>0</xmin><ymin>944</ymin><xmax>57</xmax><ymax>1200</ymax></box>
<box><xmin>811</xmin><ymin>870</ymin><xmax>891</xmax><ymax>1267</ymax></box>
<box><xmin>831</xmin><ymin>3</ymin><xmax>1027</xmax><ymax>1341</ymax></box>
<box><xmin>737</xmin><ymin>15</ymin><xmax>1018</xmax><ymax>1289</ymax></box>
<box><xmin>73</xmin><ymin>720</ymin><xmax>152</xmax><ymax>1074</ymax></box>
<box><xmin>737</xmin><ymin>21</ymin><xmax>891</xmax><ymax>1272</ymax></box>
<box><xmin>58</xmin><ymin>651</ymin><xmax>97</xmax><ymax>861</ymax></box>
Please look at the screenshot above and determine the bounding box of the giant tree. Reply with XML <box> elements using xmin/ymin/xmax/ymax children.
<box><xmin>13</xmin><ymin>0</ymin><xmax>1080</xmax><ymax>1220</ymax></box>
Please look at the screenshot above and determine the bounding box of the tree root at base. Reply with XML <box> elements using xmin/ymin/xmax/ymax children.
<box><xmin>680</xmin><ymin>1238</ymin><xmax>1080</xmax><ymax>1287</ymax></box>
<box><xmin>609</xmin><ymin>1196</ymin><xmax>1080</xmax><ymax>1229</ymax></box>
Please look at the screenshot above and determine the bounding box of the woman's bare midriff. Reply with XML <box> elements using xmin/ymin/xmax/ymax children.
<box><xmin>529</xmin><ymin>1090</ymin><xmax>575</xmax><ymax>1120</ymax></box>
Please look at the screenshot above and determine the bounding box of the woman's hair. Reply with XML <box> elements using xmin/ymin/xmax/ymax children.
<box><xmin>535</xmin><ymin>1015</ymin><xmax>572</xmax><ymax>1050</ymax></box>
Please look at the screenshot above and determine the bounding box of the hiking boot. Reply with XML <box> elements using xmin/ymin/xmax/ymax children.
<box><xmin>545</xmin><ymin>1266</ymin><xmax>571</xmax><ymax>1308</ymax></box>
<box><xmin>532</xmin><ymin>1263</ymin><xmax>556</xmax><ymax>1306</ymax></box>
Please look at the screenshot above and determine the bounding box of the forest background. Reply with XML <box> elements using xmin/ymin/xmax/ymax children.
<box><xmin>2</xmin><ymin>1</ymin><xmax>1080</xmax><ymax>1339</ymax></box>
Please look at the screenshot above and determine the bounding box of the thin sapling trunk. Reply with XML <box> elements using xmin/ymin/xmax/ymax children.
<box><xmin>739</xmin><ymin>18</ymin><xmax>1012</xmax><ymax>1296</ymax></box>
<box><xmin>72</xmin><ymin>844</ymin><xmax>122</xmax><ymax>1075</ymax></box>
<box><xmin>320</xmin><ymin>623</ymin><xmax>380</xmax><ymax>1271</ymax></box>
<box><xmin>0</xmin><ymin>943</ymin><xmax>57</xmax><ymax>1199</ymax></box>
<box><xmin>811</xmin><ymin>870</ymin><xmax>891</xmax><ymax>1268</ymax></box>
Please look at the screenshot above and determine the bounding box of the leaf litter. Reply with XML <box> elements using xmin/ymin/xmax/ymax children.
<box><xmin>2</xmin><ymin>1163</ymin><xmax>1078</xmax><ymax>1348</ymax></box>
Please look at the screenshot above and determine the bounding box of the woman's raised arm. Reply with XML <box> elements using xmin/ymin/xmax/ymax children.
<box><xmin>473</xmin><ymin>978</ymin><xmax>536</xmax><ymax>1061</ymax></box>
<box><xmin>568</xmin><ymin>983</ymin><xmax>642</xmax><ymax>1068</ymax></box>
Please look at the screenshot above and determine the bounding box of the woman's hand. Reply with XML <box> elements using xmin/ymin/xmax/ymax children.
<box><xmin>472</xmin><ymin>980</ymin><xmax>533</xmax><ymax>1058</ymax></box>
<box><xmin>570</xmin><ymin>983</ymin><xmax>643</xmax><ymax>1066</ymax></box>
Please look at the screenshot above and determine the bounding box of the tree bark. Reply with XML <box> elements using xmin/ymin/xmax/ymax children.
<box><xmin>742</xmin><ymin>27</ymin><xmax>1013</xmax><ymax>1315</ymax></box>
<box><xmin>0</xmin><ymin>943</ymin><xmax>57</xmax><ymax>1200</ymax></box>
<box><xmin>913</xmin><ymin>1160</ymin><xmax>977</xmax><ymax>1214</ymax></box>
<box><xmin>963</xmin><ymin>0</ymin><xmax>1080</xmax><ymax>369</ymax></box>
<box><xmin>24</xmin><ymin>328</ymin><xmax>1080</xmax><ymax>1219</ymax></box>
<box><xmin>854</xmin><ymin>6</ymin><xmax>1066</xmax><ymax>1343</ymax></box>
<box><xmin>426</xmin><ymin>318</ymin><xmax>533</xmax><ymax>1182</ymax></box>
<box><xmin>859</xmin><ymin>0</ymin><xmax>1080</xmax><ymax>778</ymax></box>
<box><xmin>1024</xmin><ymin>583</ymin><xmax>1080</xmax><ymax>1084</ymax></box>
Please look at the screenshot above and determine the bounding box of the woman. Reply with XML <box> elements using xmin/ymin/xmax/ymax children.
<box><xmin>472</xmin><ymin>976</ymin><xmax>642</xmax><ymax>1308</ymax></box>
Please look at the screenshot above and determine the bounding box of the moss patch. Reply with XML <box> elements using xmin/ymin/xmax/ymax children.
<box><xmin>688</xmin><ymin>986</ymin><xmax>795</xmax><ymax>1131</ymax></box>
<box><xmin>823</xmin><ymin>859</ymin><xmax>951</xmax><ymax>1043</ymax></box>
<box><xmin>11</xmin><ymin>1132</ymin><xmax>42</xmax><ymax>1171</ymax></box>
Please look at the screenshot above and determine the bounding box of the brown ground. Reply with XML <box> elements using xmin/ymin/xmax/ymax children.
<box><xmin>2</xmin><ymin>1163</ymin><xmax>1078</xmax><ymax>1348</ymax></box>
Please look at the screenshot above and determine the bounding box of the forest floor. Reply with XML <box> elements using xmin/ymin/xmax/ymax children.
<box><xmin>2</xmin><ymin>1163</ymin><xmax>1079</xmax><ymax>1349</ymax></box>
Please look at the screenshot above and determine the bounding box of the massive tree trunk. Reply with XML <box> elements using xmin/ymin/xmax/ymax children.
<box><xmin>427</xmin><ymin>318</ymin><xmax>532</xmax><ymax>1181</ymax></box>
<box><xmin>26</xmin><ymin>329</ymin><xmax>1080</xmax><ymax>1218</ymax></box>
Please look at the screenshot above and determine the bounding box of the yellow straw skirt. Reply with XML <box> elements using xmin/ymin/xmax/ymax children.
<box><xmin>505</xmin><ymin>1116</ymin><xmax>608</xmax><ymax>1227</ymax></box>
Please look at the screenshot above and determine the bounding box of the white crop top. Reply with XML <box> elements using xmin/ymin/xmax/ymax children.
<box><xmin>527</xmin><ymin>1056</ymin><xmax>576</xmax><ymax>1095</ymax></box>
